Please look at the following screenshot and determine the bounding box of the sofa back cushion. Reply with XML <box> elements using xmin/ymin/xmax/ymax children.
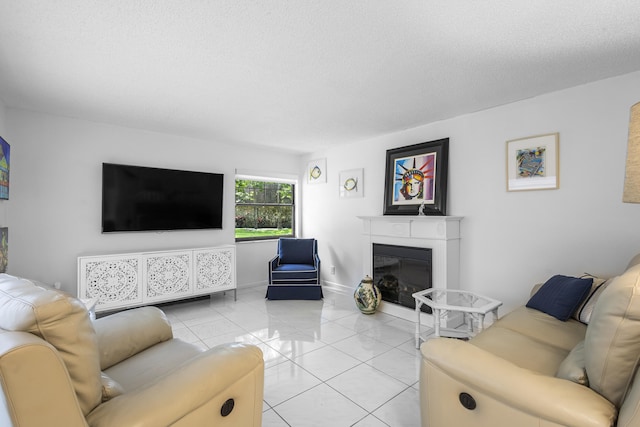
<box><xmin>0</xmin><ymin>274</ymin><xmax>102</xmax><ymax>415</ymax></box>
<box><xmin>585</xmin><ymin>263</ymin><xmax>640</xmax><ymax>407</ymax></box>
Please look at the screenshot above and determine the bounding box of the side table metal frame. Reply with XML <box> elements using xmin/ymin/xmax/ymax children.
<box><xmin>412</xmin><ymin>289</ymin><xmax>502</xmax><ymax>348</ymax></box>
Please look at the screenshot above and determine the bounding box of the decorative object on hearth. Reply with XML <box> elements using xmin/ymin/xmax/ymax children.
<box><xmin>506</xmin><ymin>133</ymin><xmax>559</xmax><ymax>191</ymax></box>
<box><xmin>383</xmin><ymin>138</ymin><xmax>449</xmax><ymax>216</ymax></box>
<box><xmin>623</xmin><ymin>101</ymin><xmax>640</xmax><ymax>203</ymax></box>
<box><xmin>354</xmin><ymin>275</ymin><xmax>381</xmax><ymax>314</ymax></box>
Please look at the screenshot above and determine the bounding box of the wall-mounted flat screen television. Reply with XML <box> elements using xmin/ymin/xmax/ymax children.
<box><xmin>102</xmin><ymin>163</ymin><xmax>224</xmax><ymax>233</ymax></box>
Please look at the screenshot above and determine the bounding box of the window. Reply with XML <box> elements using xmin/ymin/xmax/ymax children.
<box><xmin>235</xmin><ymin>178</ymin><xmax>295</xmax><ymax>241</ymax></box>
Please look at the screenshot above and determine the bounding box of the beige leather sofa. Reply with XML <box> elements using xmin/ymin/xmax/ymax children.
<box><xmin>0</xmin><ymin>274</ymin><xmax>264</xmax><ymax>427</ymax></box>
<box><xmin>420</xmin><ymin>254</ymin><xmax>640</xmax><ymax>427</ymax></box>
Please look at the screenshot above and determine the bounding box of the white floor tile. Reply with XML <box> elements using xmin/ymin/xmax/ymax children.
<box><xmin>326</xmin><ymin>364</ymin><xmax>409</xmax><ymax>412</ymax></box>
<box><xmin>366</xmin><ymin>347</ymin><xmax>420</xmax><ymax>385</ymax></box>
<box><xmin>254</xmin><ymin>342</ymin><xmax>291</xmax><ymax>369</ymax></box>
<box><xmin>265</xmin><ymin>332</ymin><xmax>328</xmax><ymax>358</ymax></box>
<box><xmin>331</xmin><ymin>334</ymin><xmax>393</xmax><ymax>362</ymax></box>
<box><xmin>264</xmin><ymin>360</ymin><xmax>322</xmax><ymax>406</ymax></box>
<box><xmin>262</xmin><ymin>409</ymin><xmax>290</xmax><ymax>426</ymax></box>
<box><xmin>361</xmin><ymin>322</ymin><xmax>415</xmax><ymax>347</ymax></box>
<box><xmin>352</xmin><ymin>414</ymin><xmax>391</xmax><ymax>427</ymax></box>
<box><xmin>187</xmin><ymin>317</ymin><xmax>245</xmax><ymax>340</ymax></box>
<box><xmin>293</xmin><ymin>346</ymin><xmax>361</xmax><ymax>381</ymax></box>
<box><xmin>273</xmin><ymin>383</ymin><xmax>368</xmax><ymax>427</ymax></box>
<box><xmin>311</xmin><ymin>321</ymin><xmax>358</xmax><ymax>344</ymax></box>
<box><xmin>372</xmin><ymin>386</ymin><xmax>421</xmax><ymax>427</ymax></box>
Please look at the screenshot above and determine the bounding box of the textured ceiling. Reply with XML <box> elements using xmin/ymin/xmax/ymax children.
<box><xmin>1</xmin><ymin>1</ymin><xmax>640</xmax><ymax>154</ymax></box>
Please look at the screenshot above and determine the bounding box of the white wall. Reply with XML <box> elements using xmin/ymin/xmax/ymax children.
<box><xmin>5</xmin><ymin>109</ymin><xmax>300</xmax><ymax>294</ymax></box>
<box><xmin>303</xmin><ymin>71</ymin><xmax>640</xmax><ymax>313</ymax></box>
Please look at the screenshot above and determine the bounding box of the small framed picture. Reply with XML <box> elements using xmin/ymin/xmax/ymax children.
<box><xmin>506</xmin><ymin>133</ymin><xmax>559</xmax><ymax>191</ymax></box>
<box><xmin>307</xmin><ymin>158</ymin><xmax>327</xmax><ymax>184</ymax></box>
<box><xmin>339</xmin><ymin>168</ymin><xmax>364</xmax><ymax>198</ymax></box>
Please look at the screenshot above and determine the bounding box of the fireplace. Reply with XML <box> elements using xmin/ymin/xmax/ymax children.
<box><xmin>358</xmin><ymin>215</ymin><xmax>462</xmax><ymax>322</ymax></box>
<box><xmin>373</xmin><ymin>244</ymin><xmax>432</xmax><ymax>312</ymax></box>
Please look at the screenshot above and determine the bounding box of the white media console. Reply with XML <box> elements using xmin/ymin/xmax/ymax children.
<box><xmin>77</xmin><ymin>245</ymin><xmax>236</xmax><ymax>313</ymax></box>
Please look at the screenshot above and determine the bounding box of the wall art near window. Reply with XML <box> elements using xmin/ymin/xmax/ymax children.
<box><xmin>0</xmin><ymin>136</ymin><xmax>9</xmax><ymax>200</ymax></box>
<box><xmin>307</xmin><ymin>158</ymin><xmax>327</xmax><ymax>184</ymax></box>
<box><xmin>506</xmin><ymin>133</ymin><xmax>559</xmax><ymax>191</ymax></box>
<box><xmin>339</xmin><ymin>168</ymin><xmax>364</xmax><ymax>198</ymax></box>
<box><xmin>0</xmin><ymin>227</ymin><xmax>7</xmax><ymax>273</ymax></box>
<box><xmin>384</xmin><ymin>138</ymin><xmax>449</xmax><ymax>215</ymax></box>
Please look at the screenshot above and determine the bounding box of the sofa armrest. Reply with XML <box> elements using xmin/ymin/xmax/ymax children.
<box><xmin>422</xmin><ymin>338</ymin><xmax>616</xmax><ymax>427</ymax></box>
<box><xmin>93</xmin><ymin>306</ymin><xmax>173</xmax><ymax>370</ymax></box>
<box><xmin>0</xmin><ymin>331</ymin><xmax>88</xmax><ymax>427</ymax></box>
<box><xmin>86</xmin><ymin>343</ymin><xmax>264</xmax><ymax>427</ymax></box>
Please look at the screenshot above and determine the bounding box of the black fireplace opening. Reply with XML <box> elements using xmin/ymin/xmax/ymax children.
<box><xmin>373</xmin><ymin>243</ymin><xmax>432</xmax><ymax>313</ymax></box>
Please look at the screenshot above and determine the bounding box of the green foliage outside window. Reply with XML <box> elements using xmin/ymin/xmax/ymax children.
<box><xmin>235</xmin><ymin>179</ymin><xmax>295</xmax><ymax>240</ymax></box>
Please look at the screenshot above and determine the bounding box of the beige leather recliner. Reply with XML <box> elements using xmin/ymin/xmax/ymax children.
<box><xmin>0</xmin><ymin>274</ymin><xmax>264</xmax><ymax>427</ymax></box>
<box><xmin>420</xmin><ymin>254</ymin><xmax>640</xmax><ymax>427</ymax></box>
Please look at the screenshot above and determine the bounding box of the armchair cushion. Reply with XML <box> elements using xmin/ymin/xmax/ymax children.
<box><xmin>94</xmin><ymin>305</ymin><xmax>173</xmax><ymax>370</ymax></box>
<box><xmin>525</xmin><ymin>274</ymin><xmax>593</xmax><ymax>321</ymax></box>
<box><xmin>278</xmin><ymin>238</ymin><xmax>316</xmax><ymax>264</ymax></box>
<box><xmin>0</xmin><ymin>274</ymin><xmax>102</xmax><ymax>415</ymax></box>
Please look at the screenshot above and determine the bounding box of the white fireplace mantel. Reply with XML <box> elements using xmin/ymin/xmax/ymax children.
<box><xmin>358</xmin><ymin>215</ymin><xmax>463</xmax><ymax>321</ymax></box>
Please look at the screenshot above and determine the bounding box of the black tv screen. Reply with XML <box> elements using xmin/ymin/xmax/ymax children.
<box><xmin>102</xmin><ymin>163</ymin><xmax>224</xmax><ymax>233</ymax></box>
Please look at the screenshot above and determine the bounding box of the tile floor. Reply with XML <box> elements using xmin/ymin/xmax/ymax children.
<box><xmin>161</xmin><ymin>286</ymin><xmax>423</xmax><ymax>427</ymax></box>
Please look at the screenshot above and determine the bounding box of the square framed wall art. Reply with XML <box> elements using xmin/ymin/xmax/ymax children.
<box><xmin>339</xmin><ymin>168</ymin><xmax>364</xmax><ymax>198</ymax></box>
<box><xmin>506</xmin><ymin>133</ymin><xmax>559</xmax><ymax>192</ymax></box>
<box><xmin>307</xmin><ymin>158</ymin><xmax>327</xmax><ymax>184</ymax></box>
<box><xmin>383</xmin><ymin>138</ymin><xmax>449</xmax><ymax>215</ymax></box>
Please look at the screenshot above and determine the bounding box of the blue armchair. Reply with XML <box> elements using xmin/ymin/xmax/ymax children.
<box><xmin>267</xmin><ymin>238</ymin><xmax>322</xmax><ymax>300</ymax></box>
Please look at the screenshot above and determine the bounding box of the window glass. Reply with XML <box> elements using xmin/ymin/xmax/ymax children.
<box><xmin>235</xmin><ymin>179</ymin><xmax>295</xmax><ymax>241</ymax></box>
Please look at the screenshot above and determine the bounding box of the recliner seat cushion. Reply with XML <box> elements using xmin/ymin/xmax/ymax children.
<box><xmin>0</xmin><ymin>274</ymin><xmax>102</xmax><ymax>415</ymax></box>
<box><xmin>585</xmin><ymin>263</ymin><xmax>640</xmax><ymax>407</ymax></box>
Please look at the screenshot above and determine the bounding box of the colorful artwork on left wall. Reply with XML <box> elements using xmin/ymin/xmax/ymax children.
<box><xmin>0</xmin><ymin>227</ymin><xmax>7</xmax><ymax>273</ymax></box>
<box><xmin>0</xmin><ymin>136</ymin><xmax>10</xmax><ymax>200</ymax></box>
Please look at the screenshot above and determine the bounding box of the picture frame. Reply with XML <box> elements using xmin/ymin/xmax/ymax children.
<box><xmin>506</xmin><ymin>133</ymin><xmax>559</xmax><ymax>191</ymax></box>
<box><xmin>0</xmin><ymin>227</ymin><xmax>7</xmax><ymax>273</ymax></box>
<box><xmin>0</xmin><ymin>136</ymin><xmax>10</xmax><ymax>200</ymax></box>
<box><xmin>339</xmin><ymin>168</ymin><xmax>364</xmax><ymax>198</ymax></box>
<box><xmin>384</xmin><ymin>138</ymin><xmax>449</xmax><ymax>216</ymax></box>
<box><xmin>307</xmin><ymin>158</ymin><xmax>327</xmax><ymax>184</ymax></box>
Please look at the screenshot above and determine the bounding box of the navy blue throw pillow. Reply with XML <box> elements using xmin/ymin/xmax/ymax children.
<box><xmin>526</xmin><ymin>275</ymin><xmax>593</xmax><ymax>321</ymax></box>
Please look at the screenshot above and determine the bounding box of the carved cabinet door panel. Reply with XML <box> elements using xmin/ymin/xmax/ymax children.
<box><xmin>142</xmin><ymin>251</ymin><xmax>193</xmax><ymax>303</ymax></box>
<box><xmin>79</xmin><ymin>255</ymin><xmax>143</xmax><ymax>311</ymax></box>
<box><xmin>193</xmin><ymin>247</ymin><xmax>236</xmax><ymax>295</ymax></box>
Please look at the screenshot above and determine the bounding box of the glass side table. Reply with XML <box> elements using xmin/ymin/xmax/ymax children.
<box><xmin>412</xmin><ymin>289</ymin><xmax>502</xmax><ymax>348</ymax></box>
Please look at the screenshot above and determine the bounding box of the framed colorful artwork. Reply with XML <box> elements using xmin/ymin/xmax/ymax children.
<box><xmin>506</xmin><ymin>133</ymin><xmax>559</xmax><ymax>191</ymax></box>
<box><xmin>0</xmin><ymin>227</ymin><xmax>7</xmax><ymax>273</ymax></box>
<box><xmin>383</xmin><ymin>138</ymin><xmax>449</xmax><ymax>215</ymax></box>
<box><xmin>307</xmin><ymin>158</ymin><xmax>327</xmax><ymax>184</ymax></box>
<box><xmin>339</xmin><ymin>168</ymin><xmax>364</xmax><ymax>198</ymax></box>
<box><xmin>0</xmin><ymin>136</ymin><xmax>9</xmax><ymax>200</ymax></box>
